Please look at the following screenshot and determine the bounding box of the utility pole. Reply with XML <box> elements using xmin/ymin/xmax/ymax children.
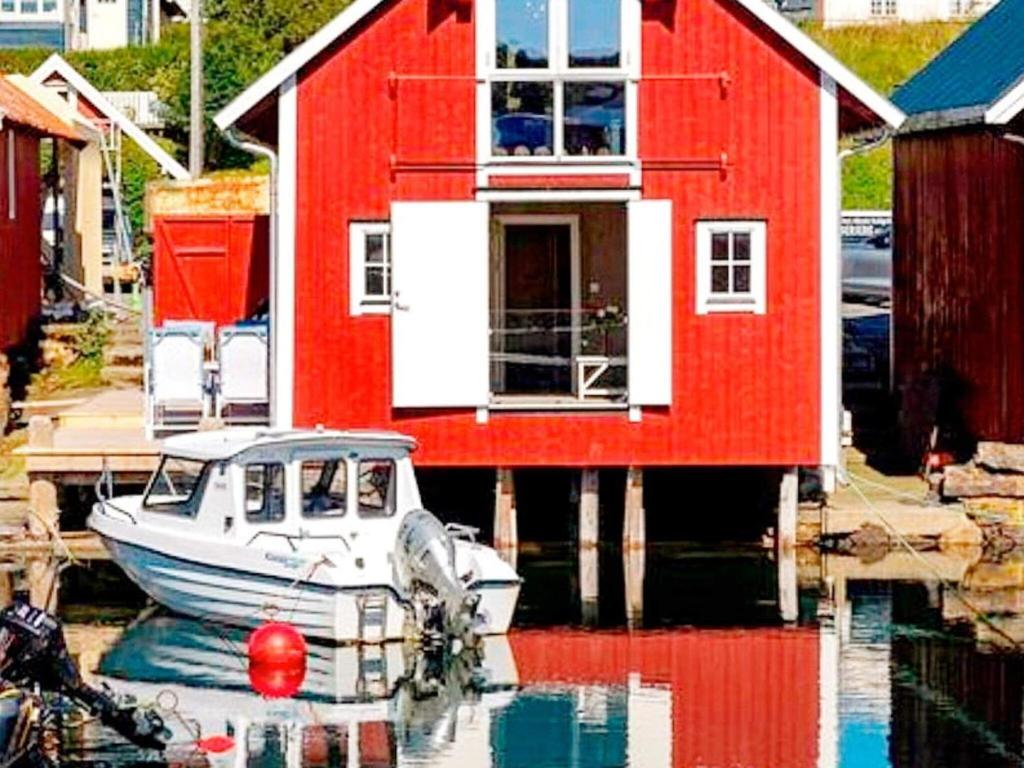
<box><xmin>189</xmin><ymin>0</ymin><xmax>204</xmax><ymax>179</ymax></box>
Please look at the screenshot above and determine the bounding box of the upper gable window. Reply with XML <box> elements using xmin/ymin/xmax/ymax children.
<box><xmin>569</xmin><ymin>0</ymin><xmax>620</xmax><ymax>68</ymax></box>
<box><xmin>488</xmin><ymin>0</ymin><xmax>630</xmax><ymax>160</ymax></box>
<box><xmin>496</xmin><ymin>0</ymin><xmax>549</xmax><ymax>68</ymax></box>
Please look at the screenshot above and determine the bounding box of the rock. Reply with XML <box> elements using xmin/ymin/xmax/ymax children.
<box><xmin>976</xmin><ymin>442</ymin><xmax>1024</xmax><ymax>474</ymax></box>
<box><xmin>943</xmin><ymin>464</ymin><xmax>1024</xmax><ymax>498</ymax></box>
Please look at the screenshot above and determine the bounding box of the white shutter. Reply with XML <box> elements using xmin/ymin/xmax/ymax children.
<box><xmin>391</xmin><ymin>201</ymin><xmax>490</xmax><ymax>409</ymax></box>
<box><xmin>628</xmin><ymin>200</ymin><xmax>673</xmax><ymax>407</ymax></box>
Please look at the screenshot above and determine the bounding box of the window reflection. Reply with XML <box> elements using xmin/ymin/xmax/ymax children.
<box><xmin>496</xmin><ymin>0</ymin><xmax>549</xmax><ymax>69</ymax></box>
<box><xmin>564</xmin><ymin>81</ymin><xmax>625</xmax><ymax>156</ymax></box>
<box><xmin>492</xmin><ymin>81</ymin><xmax>554</xmax><ymax>156</ymax></box>
<box><xmin>569</xmin><ymin>0</ymin><xmax>621</xmax><ymax>68</ymax></box>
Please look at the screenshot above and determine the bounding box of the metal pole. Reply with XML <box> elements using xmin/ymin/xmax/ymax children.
<box><xmin>189</xmin><ymin>0</ymin><xmax>204</xmax><ymax>178</ymax></box>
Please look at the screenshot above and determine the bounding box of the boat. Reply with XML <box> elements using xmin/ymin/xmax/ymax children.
<box><xmin>89</xmin><ymin>614</ymin><xmax>519</xmax><ymax>767</ymax></box>
<box><xmin>88</xmin><ymin>429</ymin><xmax>522</xmax><ymax>644</ymax></box>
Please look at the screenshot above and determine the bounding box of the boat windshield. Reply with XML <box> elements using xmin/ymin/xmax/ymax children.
<box><xmin>144</xmin><ymin>456</ymin><xmax>208</xmax><ymax>514</ymax></box>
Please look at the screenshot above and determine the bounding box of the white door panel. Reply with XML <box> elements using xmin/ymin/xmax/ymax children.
<box><xmin>391</xmin><ymin>201</ymin><xmax>490</xmax><ymax>409</ymax></box>
<box><xmin>628</xmin><ymin>200</ymin><xmax>674</xmax><ymax>407</ymax></box>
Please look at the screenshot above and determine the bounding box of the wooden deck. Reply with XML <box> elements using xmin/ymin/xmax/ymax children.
<box><xmin>16</xmin><ymin>389</ymin><xmax>158</xmax><ymax>483</ymax></box>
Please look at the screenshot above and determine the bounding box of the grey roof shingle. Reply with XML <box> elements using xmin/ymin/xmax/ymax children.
<box><xmin>892</xmin><ymin>0</ymin><xmax>1024</xmax><ymax>122</ymax></box>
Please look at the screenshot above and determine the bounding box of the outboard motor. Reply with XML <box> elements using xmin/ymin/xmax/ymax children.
<box><xmin>0</xmin><ymin>602</ymin><xmax>168</xmax><ymax>751</ymax></box>
<box><xmin>395</xmin><ymin>510</ymin><xmax>480</xmax><ymax>645</ymax></box>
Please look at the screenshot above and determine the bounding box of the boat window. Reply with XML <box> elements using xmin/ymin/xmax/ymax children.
<box><xmin>245</xmin><ymin>464</ymin><xmax>286</xmax><ymax>524</ymax></box>
<box><xmin>144</xmin><ymin>456</ymin><xmax>208</xmax><ymax>516</ymax></box>
<box><xmin>301</xmin><ymin>459</ymin><xmax>347</xmax><ymax>518</ymax></box>
<box><xmin>358</xmin><ymin>460</ymin><xmax>396</xmax><ymax>518</ymax></box>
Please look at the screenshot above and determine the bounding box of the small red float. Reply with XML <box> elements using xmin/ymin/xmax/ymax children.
<box><xmin>248</xmin><ymin>622</ymin><xmax>307</xmax><ymax>667</ymax></box>
<box><xmin>197</xmin><ymin>735</ymin><xmax>236</xmax><ymax>754</ymax></box>
<box><xmin>247</xmin><ymin>622</ymin><xmax>308</xmax><ymax>698</ymax></box>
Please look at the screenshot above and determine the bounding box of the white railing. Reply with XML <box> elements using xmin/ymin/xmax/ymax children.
<box><xmin>490</xmin><ymin>308</ymin><xmax>627</xmax><ymax>401</ymax></box>
<box><xmin>100</xmin><ymin>91</ymin><xmax>166</xmax><ymax>130</ymax></box>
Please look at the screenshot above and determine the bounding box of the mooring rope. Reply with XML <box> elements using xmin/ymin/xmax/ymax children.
<box><xmin>841</xmin><ymin>470</ymin><xmax>1022</xmax><ymax>650</ymax></box>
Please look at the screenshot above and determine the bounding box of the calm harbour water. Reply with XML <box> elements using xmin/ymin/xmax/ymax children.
<box><xmin>45</xmin><ymin>546</ymin><xmax>1024</xmax><ymax>767</ymax></box>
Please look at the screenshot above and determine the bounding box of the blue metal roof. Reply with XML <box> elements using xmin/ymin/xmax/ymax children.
<box><xmin>893</xmin><ymin>0</ymin><xmax>1024</xmax><ymax>120</ymax></box>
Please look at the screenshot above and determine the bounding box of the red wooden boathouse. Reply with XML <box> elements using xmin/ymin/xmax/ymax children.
<box><xmin>206</xmin><ymin>0</ymin><xmax>903</xmax><ymax>498</ymax></box>
<box><xmin>0</xmin><ymin>76</ymin><xmax>87</xmax><ymax>354</ymax></box>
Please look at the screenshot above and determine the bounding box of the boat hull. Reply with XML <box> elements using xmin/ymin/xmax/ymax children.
<box><xmin>98</xmin><ymin>535</ymin><xmax>522</xmax><ymax>644</ymax></box>
<box><xmin>100</xmin><ymin>536</ymin><xmax>410</xmax><ymax>643</ymax></box>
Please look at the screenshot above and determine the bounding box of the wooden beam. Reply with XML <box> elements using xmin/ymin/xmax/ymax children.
<box><xmin>778</xmin><ymin>467</ymin><xmax>799</xmax><ymax>623</ymax></box>
<box><xmin>493</xmin><ymin>468</ymin><xmax>518</xmax><ymax>569</ymax></box>
<box><xmin>623</xmin><ymin>467</ymin><xmax>645</xmax><ymax>627</ymax></box>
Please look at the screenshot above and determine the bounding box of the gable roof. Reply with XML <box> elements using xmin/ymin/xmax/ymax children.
<box><xmin>30</xmin><ymin>54</ymin><xmax>190</xmax><ymax>180</ymax></box>
<box><xmin>0</xmin><ymin>75</ymin><xmax>87</xmax><ymax>144</ymax></box>
<box><xmin>214</xmin><ymin>0</ymin><xmax>905</xmax><ymax>132</ymax></box>
<box><xmin>893</xmin><ymin>0</ymin><xmax>1024</xmax><ymax>131</ymax></box>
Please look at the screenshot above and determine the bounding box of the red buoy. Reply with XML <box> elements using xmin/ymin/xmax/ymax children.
<box><xmin>197</xmin><ymin>735</ymin><xmax>236</xmax><ymax>754</ymax></box>
<box><xmin>248</xmin><ymin>622</ymin><xmax>307</xmax><ymax>667</ymax></box>
<box><xmin>248</xmin><ymin>622</ymin><xmax>307</xmax><ymax>698</ymax></box>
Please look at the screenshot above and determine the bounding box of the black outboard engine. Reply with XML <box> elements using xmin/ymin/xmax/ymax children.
<box><xmin>0</xmin><ymin>602</ymin><xmax>167</xmax><ymax>751</ymax></box>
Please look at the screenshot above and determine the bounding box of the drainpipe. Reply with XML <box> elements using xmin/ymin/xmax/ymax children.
<box><xmin>223</xmin><ymin>128</ymin><xmax>279</xmax><ymax>427</ymax></box>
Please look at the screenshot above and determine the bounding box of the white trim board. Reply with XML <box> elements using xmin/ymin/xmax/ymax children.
<box><xmin>820</xmin><ymin>72</ymin><xmax>841</xmax><ymax>473</ymax></box>
<box><xmin>213</xmin><ymin>0</ymin><xmax>904</xmax><ymax>132</ymax></box>
<box><xmin>986</xmin><ymin>74</ymin><xmax>1024</xmax><ymax>125</ymax></box>
<box><xmin>274</xmin><ymin>76</ymin><xmax>298</xmax><ymax>430</ymax></box>
<box><xmin>30</xmin><ymin>54</ymin><xmax>190</xmax><ymax>181</ymax></box>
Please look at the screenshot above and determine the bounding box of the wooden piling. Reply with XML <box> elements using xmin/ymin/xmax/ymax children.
<box><xmin>27</xmin><ymin>478</ymin><xmax>58</xmax><ymax>539</ymax></box>
<box><xmin>579</xmin><ymin>469</ymin><xmax>600</xmax><ymax>622</ymax></box>
<box><xmin>493</xmin><ymin>468</ymin><xmax>518</xmax><ymax>568</ymax></box>
<box><xmin>623</xmin><ymin>467</ymin><xmax>645</xmax><ymax>626</ymax></box>
<box><xmin>778</xmin><ymin>467</ymin><xmax>799</xmax><ymax>623</ymax></box>
<box><xmin>623</xmin><ymin>467</ymin><xmax>645</xmax><ymax>552</ymax></box>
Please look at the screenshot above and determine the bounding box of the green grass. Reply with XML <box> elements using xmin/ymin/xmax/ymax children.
<box><xmin>0</xmin><ymin>430</ymin><xmax>26</xmax><ymax>482</ymax></box>
<box><xmin>802</xmin><ymin>21</ymin><xmax>970</xmax><ymax>208</ymax></box>
<box><xmin>803</xmin><ymin>21</ymin><xmax>969</xmax><ymax>94</ymax></box>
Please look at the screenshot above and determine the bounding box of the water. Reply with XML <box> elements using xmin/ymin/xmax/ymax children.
<box><xmin>34</xmin><ymin>547</ymin><xmax>1024</xmax><ymax>766</ymax></box>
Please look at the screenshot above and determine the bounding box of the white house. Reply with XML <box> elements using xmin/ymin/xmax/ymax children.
<box><xmin>816</xmin><ymin>0</ymin><xmax>998</xmax><ymax>25</ymax></box>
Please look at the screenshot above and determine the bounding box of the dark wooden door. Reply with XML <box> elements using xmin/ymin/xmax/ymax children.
<box><xmin>503</xmin><ymin>224</ymin><xmax>572</xmax><ymax>394</ymax></box>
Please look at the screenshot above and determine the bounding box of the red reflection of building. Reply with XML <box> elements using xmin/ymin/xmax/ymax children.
<box><xmin>510</xmin><ymin>628</ymin><xmax>820</xmax><ymax>768</ymax></box>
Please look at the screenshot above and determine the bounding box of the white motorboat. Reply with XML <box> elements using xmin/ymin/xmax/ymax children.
<box><xmin>88</xmin><ymin>429</ymin><xmax>521</xmax><ymax>644</ymax></box>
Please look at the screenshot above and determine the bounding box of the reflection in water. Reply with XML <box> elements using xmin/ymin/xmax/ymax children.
<box><xmin>35</xmin><ymin>548</ymin><xmax>1024</xmax><ymax>767</ymax></box>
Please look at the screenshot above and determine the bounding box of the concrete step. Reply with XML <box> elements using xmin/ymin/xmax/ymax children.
<box><xmin>58</xmin><ymin>410</ymin><xmax>145</xmax><ymax>429</ymax></box>
<box><xmin>104</xmin><ymin>344</ymin><xmax>144</xmax><ymax>366</ymax></box>
<box><xmin>0</xmin><ymin>480</ymin><xmax>28</xmax><ymax>501</ymax></box>
<box><xmin>0</xmin><ymin>500</ymin><xmax>27</xmax><ymax>527</ymax></box>
<box><xmin>102</xmin><ymin>365</ymin><xmax>144</xmax><ymax>387</ymax></box>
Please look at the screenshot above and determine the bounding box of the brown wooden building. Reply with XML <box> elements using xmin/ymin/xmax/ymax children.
<box><xmin>892</xmin><ymin>0</ymin><xmax>1024</xmax><ymax>454</ymax></box>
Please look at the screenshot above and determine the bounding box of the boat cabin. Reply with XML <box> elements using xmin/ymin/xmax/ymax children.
<box><xmin>135</xmin><ymin>429</ymin><xmax>422</xmax><ymax>551</ymax></box>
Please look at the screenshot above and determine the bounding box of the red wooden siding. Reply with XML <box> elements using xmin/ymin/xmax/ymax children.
<box><xmin>0</xmin><ymin>128</ymin><xmax>42</xmax><ymax>352</ymax></box>
<box><xmin>893</xmin><ymin>128</ymin><xmax>1024</xmax><ymax>451</ymax></box>
<box><xmin>152</xmin><ymin>215</ymin><xmax>269</xmax><ymax>327</ymax></box>
<box><xmin>289</xmin><ymin>0</ymin><xmax>824</xmax><ymax>467</ymax></box>
<box><xmin>510</xmin><ymin>629</ymin><xmax>821</xmax><ymax>767</ymax></box>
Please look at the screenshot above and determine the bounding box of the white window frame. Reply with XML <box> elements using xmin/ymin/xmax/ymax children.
<box><xmin>6</xmin><ymin>131</ymin><xmax>14</xmax><ymax>222</ymax></box>
<box><xmin>477</xmin><ymin>0</ymin><xmax>640</xmax><ymax>169</ymax></box>
<box><xmin>695</xmin><ymin>220</ymin><xmax>767</xmax><ymax>315</ymax></box>
<box><xmin>349</xmin><ymin>221</ymin><xmax>392</xmax><ymax>316</ymax></box>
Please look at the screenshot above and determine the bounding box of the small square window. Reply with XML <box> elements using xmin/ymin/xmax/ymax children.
<box><xmin>1</xmin><ymin>0</ymin><xmax>15</xmax><ymax>11</ymax></box>
<box><xmin>358</xmin><ymin>459</ymin><xmax>396</xmax><ymax>518</ymax></box>
<box><xmin>19</xmin><ymin>0</ymin><xmax>38</xmax><ymax>12</ymax></box>
<box><xmin>245</xmin><ymin>464</ymin><xmax>286</xmax><ymax>523</ymax></box>
<box><xmin>696</xmin><ymin>221</ymin><xmax>767</xmax><ymax>315</ymax></box>
<box><xmin>349</xmin><ymin>222</ymin><xmax>392</xmax><ymax>316</ymax></box>
<box><xmin>301</xmin><ymin>459</ymin><xmax>347</xmax><ymax>518</ymax></box>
